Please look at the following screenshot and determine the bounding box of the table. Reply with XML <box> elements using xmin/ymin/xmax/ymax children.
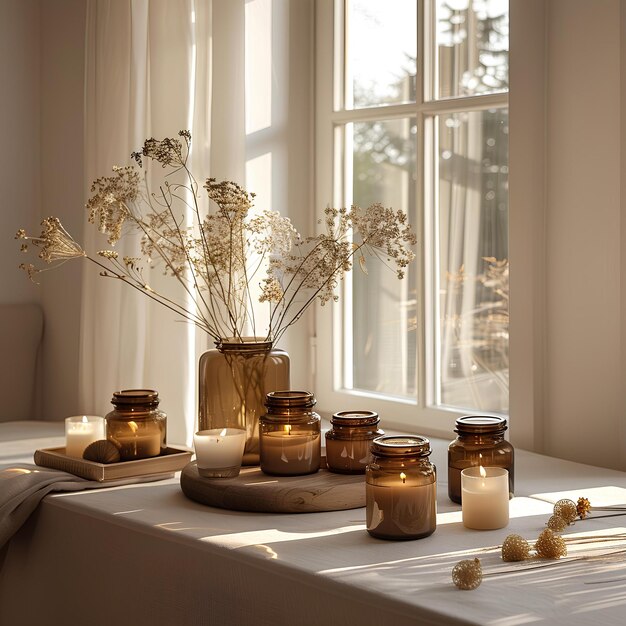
<box><xmin>2</xmin><ymin>422</ymin><xmax>626</xmax><ymax>626</ymax></box>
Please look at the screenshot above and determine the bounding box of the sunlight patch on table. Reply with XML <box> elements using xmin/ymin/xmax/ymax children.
<box><xmin>488</xmin><ymin>614</ymin><xmax>542</xmax><ymax>626</ymax></box>
<box><xmin>201</xmin><ymin>525</ymin><xmax>362</xmax><ymax>549</ymax></box>
<box><xmin>529</xmin><ymin>486</ymin><xmax>626</xmax><ymax>507</ymax></box>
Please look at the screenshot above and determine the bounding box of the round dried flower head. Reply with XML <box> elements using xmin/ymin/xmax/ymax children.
<box><xmin>554</xmin><ymin>499</ymin><xmax>577</xmax><ymax>524</ymax></box>
<box><xmin>535</xmin><ymin>528</ymin><xmax>567</xmax><ymax>559</ymax></box>
<box><xmin>577</xmin><ymin>497</ymin><xmax>591</xmax><ymax>520</ymax></box>
<box><xmin>452</xmin><ymin>558</ymin><xmax>482</xmax><ymax>590</ymax></box>
<box><xmin>501</xmin><ymin>534</ymin><xmax>531</xmax><ymax>562</ymax></box>
<box><xmin>546</xmin><ymin>514</ymin><xmax>568</xmax><ymax>532</ymax></box>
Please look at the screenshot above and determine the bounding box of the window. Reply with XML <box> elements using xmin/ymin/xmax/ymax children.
<box><xmin>315</xmin><ymin>0</ymin><xmax>509</xmax><ymax>433</ymax></box>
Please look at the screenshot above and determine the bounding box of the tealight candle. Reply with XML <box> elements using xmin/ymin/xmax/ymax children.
<box><xmin>65</xmin><ymin>415</ymin><xmax>105</xmax><ymax>458</ymax></box>
<box><xmin>194</xmin><ymin>428</ymin><xmax>246</xmax><ymax>478</ymax></box>
<box><xmin>461</xmin><ymin>466</ymin><xmax>510</xmax><ymax>530</ymax></box>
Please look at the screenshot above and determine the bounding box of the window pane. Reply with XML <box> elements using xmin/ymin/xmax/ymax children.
<box><xmin>348</xmin><ymin>117</ymin><xmax>417</xmax><ymax>398</ymax></box>
<box><xmin>436</xmin><ymin>0</ymin><xmax>509</xmax><ymax>99</ymax></box>
<box><xmin>436</xmin><ymin>108</ymin><xmax>508</xmax><ymax>413</ymax></box>
<box><xmin>347</xmin><ymin>0</ymin><xmax>417</xmax><ymax>109</ymax></box>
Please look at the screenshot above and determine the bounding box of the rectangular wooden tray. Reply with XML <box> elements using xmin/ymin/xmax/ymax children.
<box><xmin>34</xmin><ymin>445</ymin><xmax>192</xmax><ymax>482</ymax></box>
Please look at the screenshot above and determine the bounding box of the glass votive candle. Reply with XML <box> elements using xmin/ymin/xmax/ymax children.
<box><xmin>448</xmin><ymin>415</ymin><xmax>514</xmax><ymax>504</ymax></box>
<box><xmin>325</xmin><ymin>411</ymin><xmax>383</xmax><ymax>474</ymax></box>
<box><xmin>65</xmin><ymin>415</ymin><xmax>105</xmax><ymax>458</ymax></box>
<box><xmin>461</xmin><ymin>466</ymin><xmax>510</xmax><ymax>530</ymax></box>
<box><xmin>194</xmin><ymin>428</ymin><xmax>246</xmax><ymax>478</ymax></box>
<box><xmin>259</xmin><ymin>391</ymin><xmax>321</xmax><ymax>476</ymax></box>
<box><xmin>105</xmin><ymin>389</ymin><xmax>167</xmax><ymax>461</ymax></box>
<box><xmin>366</xmin><ymin>435</ymin><xmax>437</xmax><ymax>541</ymax></box>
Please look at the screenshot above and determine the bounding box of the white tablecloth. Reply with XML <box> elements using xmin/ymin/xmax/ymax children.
<box><xmin>1</xmin><ymin>422</ymin><xmax>626</xmax><ymax>626</ymax></box>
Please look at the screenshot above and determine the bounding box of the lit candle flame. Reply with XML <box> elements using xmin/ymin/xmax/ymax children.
<box><xmin>400</xmin><ymin>472</ymin><xmax>407</xmax><ymax>484</ymax></box>
<box><xmin>479</xmin><ymin>465</ymin><xmax>487</xmax><ymax>478</ymax></box>
<box><xmin>81</xmin><ymin>415</ymin><xmax>88</xmax><ymax>424</ymax></box>
<box><xmin>284</xmin><ymin>425</ymin><xmax>292</xmax><ymax>435</ymax></box>
<box><xmin>128</xmin><ymin>420</ymin><xmax>138</xmax><ymax>433</ymax></box>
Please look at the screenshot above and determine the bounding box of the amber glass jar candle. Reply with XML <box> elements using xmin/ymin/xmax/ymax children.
<box><xmin>325</xmin><ymin>411</ymin><xmax>383</xmax><ymax>474</ymax></box>
<box><xmin>259</xmin><ymin>391</ymin><xmax>321</xmax><ymax>476</ymax></box>
<box><xmin>448</xmin><ymin>415</ymin><xmax>514</xmax><ymax>504</ymax></box>
<box><xmin>105</xmin><ymin>389</ymin><xmax>167</xmax><ymax>461</ymax></box>
<box><xmin>366</xmin><ymin>435</ymin><xmax>437</xmax><ymax>541</ymax></box>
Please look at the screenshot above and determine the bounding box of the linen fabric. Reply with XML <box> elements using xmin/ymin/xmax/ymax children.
<box><xmin>0</xmin><ymin>463</ymin><xmax>170</xmax><ymax>549</ymax></box>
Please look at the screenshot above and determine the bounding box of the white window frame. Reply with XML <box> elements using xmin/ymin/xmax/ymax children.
<box><xmin>314</xmin><ymin>0</ymin><xmax>513</xmax><ymax>439</ymax></box>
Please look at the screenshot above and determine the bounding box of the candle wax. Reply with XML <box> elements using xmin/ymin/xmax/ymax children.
<box><xmin>366</xmin><ymin>479</ymin><xmax>436</xmax><ymax>540</ymax></box>
<box><xmin>326</xmin><ymin>438</ymin><xmax>371</xmax><ymax>474</ymax></box>
<box><xmin>461</xmin><ymin>466</ymin><xmax>509</xmax><ymax>530</ymax></box>
<box><xmin>260</xmin><ymin>430</ymin><xmax>321</xmax><ymax>476</ymax></box>
<box><xmin>194</xmin><ymin>428</ymin><xmax>246</xmax><ymax>476</ymax></box>
<box><xmin>65</xmin><ymin>416</ymin><xmax>105</xmax><ymax>458</ymax></box>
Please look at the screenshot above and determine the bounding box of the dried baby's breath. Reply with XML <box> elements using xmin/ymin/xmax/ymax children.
<box><xmin>17</xmin><ymin>131</ymin><xmax>416</xmax><ymax>342</ymax></box>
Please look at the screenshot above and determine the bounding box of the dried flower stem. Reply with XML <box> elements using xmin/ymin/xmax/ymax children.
<box><xmin>17</xmin><ymin>131</ymin><xmax>416</xmax><ymax>345</ymax></box>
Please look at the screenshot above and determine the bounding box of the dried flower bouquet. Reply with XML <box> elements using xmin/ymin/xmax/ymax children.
<box><xmin>17</xmin><ymin>131</ymin><xmax>416</xmax><ymax>344</ymax></box>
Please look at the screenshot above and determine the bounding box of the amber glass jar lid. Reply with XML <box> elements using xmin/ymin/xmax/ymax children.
<box><xmin>371</xmin><ymin>435</ymin><xmax>431</xmax><ymax>457</ymax></box>
<box><xmin>455</xmin><ymin>415</ymin><xmax>507</xmax><ymax>434</ymax></box>
<box><xmin>265</xmin><ymin>390</ymin><xmax>316</xmax><ymax>409</ymax></box>
<box><xmin>331</xmin><ymin>410</ymin><xmax>379</xmax><ymax>427</ymax></box>
<box><xmin>111</xmin><ymin>389</ymin><xmax>160</xmax><ymax>407</ymax></box>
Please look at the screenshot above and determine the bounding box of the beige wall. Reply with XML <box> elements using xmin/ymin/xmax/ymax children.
<box><xmin>545</xmin><ymin>0</ymin><xmax>623</xmax><ymax>467</ymax></box>
<box><xmin>0</xmin><ymin>0</ymin><xmax>42</xmax><ymax>305</ymax></box>
<box><xmin>1</xmin><ymin>0</ymin><xmax>85</xmax><ymax>420</ymax></box>
<box><xmin>39</xmin><ymin>0</ymin><xmax>86</xmax><ymax>420</ymax></box>
<box><xmin>511</xmin><ymin>0</ymin><xmax>626</xmax><ymax>470</ymax></box>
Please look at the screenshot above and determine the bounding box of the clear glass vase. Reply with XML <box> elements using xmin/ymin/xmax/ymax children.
<box><xmin>198</xmin><ymin>338</ymin><xmax>290</xmax><ymax>465</ymax></box>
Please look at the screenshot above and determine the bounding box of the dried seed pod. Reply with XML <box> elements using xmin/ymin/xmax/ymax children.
<box><xmin>83</xmin><ymin>439</ymin><xmax>121</xmax><ymax>464</ymax></box>
<box><xmin>501</xmin><ymin>534</ymin><xmax>531</xmax><ymax>562</ymax></box>
<box><xmin>452</xmin><ymin>558</ymin><xmax>483</xmax><ymax>590</ymax></box>
<box><xmin>535</xmin><ymin>528</ymin><xmax>567</xmax><ymax>559</ymax></box>
<box><xmin>576</xmin><ymin>497</ymin><xmax>591</xmax><ymax>519</ymax></box>
<box><xmin>547</xmin><ymin>514</ymin><xmax>568</xmax><ymax>532</ymax></box>
<box><xmin>553</xmin><ymin>499</ymin><xmax>577</xmax><ymax>524</ymax></box>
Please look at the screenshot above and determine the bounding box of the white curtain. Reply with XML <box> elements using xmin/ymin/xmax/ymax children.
<box><xmin>80</xmin><ymin>0</ymin><xmax>245</xmax><ymax>446</ymax></box>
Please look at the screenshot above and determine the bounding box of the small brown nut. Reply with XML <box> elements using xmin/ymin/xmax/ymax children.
<box><xmin>83</xmin><ymin>439</ymin><xmax>121</xmax><ymax>464</ymax></box>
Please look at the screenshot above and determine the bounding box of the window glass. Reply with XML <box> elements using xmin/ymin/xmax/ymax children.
<box><xmin>347</xmin><ymin>0</ymin><xmax>417</xmax><ymax>108</ymax></box>
<box><xmin>348</xmin><ymin>117</ymin><xmax>418</xmax><ymax>397</ymax></box>
<box><xmin>436</xmin><ymin>108</ymin><xmax>509</xmax><ymax>412</ymax></box>
<box><xmin>436</xmin><ymin>0</ymin><xmax>509</xmax><ymax>99</ymax></box>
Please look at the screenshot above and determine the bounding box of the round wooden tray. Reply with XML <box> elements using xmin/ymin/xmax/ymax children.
<box><xmin>180</xmin><ymin>461</ymin><xmax>366</xmax><ymax>513</ymax></box>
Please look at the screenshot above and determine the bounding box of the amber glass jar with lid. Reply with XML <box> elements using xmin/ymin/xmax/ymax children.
<box><xmin>366</xmin><ymin>435</ymin><xmax>437</xmax><ymax>540</ymax></box>
<box><xmin>325</xmin><ymin>411</ymin><xmax>384</xmax><ymax>474</ymax></box>
<box><xmin>448</xmin><ymin>415</ymin><xmax>514</xmax><ymax>504</ymax></box>
<box><xmin>259</xmin><ymin>391</ymin><xmax>321</xmax><ymax>476</ymax></box>
<box><xmin>105</xmin><ymin>389</ymin><xmax>167</xmax><ymax>461</ymax></box>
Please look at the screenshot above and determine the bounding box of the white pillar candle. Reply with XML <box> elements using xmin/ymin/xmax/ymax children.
<box><xmin>65</xmin><ymin>415</ymin><xmax>105</xmax><ymax>458</ymax></box>
<box><xmin>461</xmin><ymin>466</ymin><xmax>509</xmax><ymax>530</ymax></box>
<box><xmin>194</xmin><ymin>428</ymin><xmax>246</xmax><ymax>478</ymax></box>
